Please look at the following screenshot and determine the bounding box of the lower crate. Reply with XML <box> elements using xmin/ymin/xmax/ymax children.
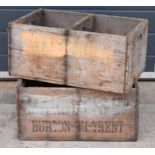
<box><xmin>17</xmin><ymin>79</ymin><xmax>139</xmax><ymax>141</ymax></box>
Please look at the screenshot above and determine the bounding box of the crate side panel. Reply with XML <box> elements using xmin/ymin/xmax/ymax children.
<box><xmin>79</xmin><ymin>88</ymin><xmax>138</xmax><ymax>141</ymax></box>
<box><xmin>18</xmin><ymin>87</ymin><xmax>79</xmax><ymax>140</ymax></box>
<box><xmin>67</xmin><ymin>31</ymin><xmax>126</xmax><ymax>93</ymax></box>
<box><xmin>126</xmin><ymin>20</ymin><xmax>148</xmax><ymax>92</ymax></box>
<box><xmin>93</xmin><ymin>14</ymin><xmax>140</xmax><ymax>36</ymax></box>
<box><xmin>18</xmin><ymin>86</ymin><xmax>138</xmax><ymax>141</ymax></box>
<box><xmin>9</xmin><ymin>24</ymin><xmax>66</xmax><ymax>83</ymax></box>
<box><xmin>44</xmin><ymin>9</ymin><xmax>89</xmax><ymax>29</ymax></box>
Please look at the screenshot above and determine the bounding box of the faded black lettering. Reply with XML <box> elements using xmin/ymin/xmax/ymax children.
<box><xmin>31</xmin><ymin>120</ymin><xmax>124</xmax><ymax>133</ymax></box>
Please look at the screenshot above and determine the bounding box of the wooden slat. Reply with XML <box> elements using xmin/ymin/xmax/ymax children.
<box><xmin>1</xmin><ymin>26</ymin><xmax>155</xmax><ymax>55</ymax></box>
<box><xmin>1</xmin><ymin>71</ymin><xmax>155</xmax><ymax>80</ymax></box>
<box><xmin>78</xmin><ymin>10</ymin><xmax>155</xmax><ymax>33</ymax></box>
<box><xmin>125</xmin><ymin>19</ymin><xmax>148</xmax><ymax>92</ymax></box>
<box><xmin>43</xmin><ymin>9</ymin><xmax>89</xmax><ymax>29</ymax></box>
<box><xmin>1</xmin><ymin>9</ymin><xmax>155</xmax><ymax>32</ymax></box>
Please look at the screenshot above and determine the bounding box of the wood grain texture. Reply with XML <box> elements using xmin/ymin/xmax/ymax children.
<box><xmin>9</xmin><ymin>24</ymin><xmax>66</xmax><ymax>84</ymax></box>
<box><xmin>67</xmin><ymin>30</ymin><xmax>126</xmax><ymax>93</ymax></box>
<box><xmin>9</xmin><ymin>9</ymin><xmax>148</xmax><ymax>94</ymax></box>
<box><xmin>92</xmin><ymin>14</ymin><xmax>140</xmax><ymax>35</ymax></box>
<box><xmin>9</xmin><ymin>9</ymin><xmax>89</xmax><ymax>85</ymax></box>
<box><xmin>43</xmin><ymin>9</ymin><xmax>89</xmax><ymax>29</ymax></box>
<box><xmin>125</xmin><ymin>19</ymin><xmax>148</xmax><ymax>93</ymax></box>
<box><xmin>71</xmin><ymin>14</ymin><xmax>94</xmax><ymax>31</ymax></box>
<box><xmin>17</xmin><ymin>79</ymin><xmax>139</xmax><ymax>141</ymax></box>
<box><xmin>67</xmin><ymin>14</ymin><xmax>148</xmax><ymax>94</ymax></box>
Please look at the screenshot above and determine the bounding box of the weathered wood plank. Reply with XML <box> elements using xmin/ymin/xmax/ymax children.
<box><xmin>125</xmin><ymin>19</ymin><xmax>148</xmax><ymax>92</ymax></box>
<box><xmin>71</xmin><ymin>14</ymin><xmax>94</xmax><ymax>31</ymax></box>
<box><xmin>9</xmin><ymin>24</ymin><xmax>66</xmax><ymax>84</ymax></box>
<box><xmin>43</xmin><ymin>9</ymin><xmax>89</xmax><ymax>29</ymax></box>
<box><xmin>17</xmin><ymin>79</ymin><xmax>139</xmax><ymax>141</ymax></box>
<box><xmin>92</xmin><ymin>14</ymin><xmax>140</xmax><ymax>35</ymax></box>
<box><xmin>67</xmin><ymin>31</ymin><xmax>126</xmax><ymax>93</ymax></box>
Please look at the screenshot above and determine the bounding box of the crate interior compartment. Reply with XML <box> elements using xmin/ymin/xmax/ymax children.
<box><xmin>19</xmin><ymin>79</ymin><xmax>137</xmax><ymax>93</ymax></box>
<box><xmin>19</xmin><ymin>79</ymin><xmax>72</xmax><ymax>88</ymax></box>
<box><xmin>15</xmin><ymin>9</ymin><xmax>89</xmax><ymax>29</ymax></box>
<box><xmin>73</xmin><ymin>14</ymin><xmax>141</xmax><ymax>36</ymax></box>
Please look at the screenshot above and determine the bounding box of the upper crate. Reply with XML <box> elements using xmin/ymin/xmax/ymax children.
<box><xmin>8</xmin><ymin>9</ymin><xmax>148</xmax><ymax>94</ymax></box>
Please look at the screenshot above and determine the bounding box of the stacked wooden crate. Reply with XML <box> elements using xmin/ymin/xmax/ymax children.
<box><xmin>8</xmin><ymin>9</ymin><xmax>148</xmax><ymax>141</ymax></box>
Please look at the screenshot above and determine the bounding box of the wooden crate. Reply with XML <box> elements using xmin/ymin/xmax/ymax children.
<box><xmin>17</xmin><ymin>79</ymin><xmax>139</xmax><ymax>141</ymax></box>
<box><xmin>67</xmin><ymin>14</ymin><xmax>148</xmax><ymax>94</ymax></box>
<box><xmin>8</xmin><ymin>9</ymin><xmax>89</xmax><ymax>85</ymax></box>
<box><xmin>9</xmin><ymin>9</ymin><xmax>148</xmax><ymax>94</ymax></box>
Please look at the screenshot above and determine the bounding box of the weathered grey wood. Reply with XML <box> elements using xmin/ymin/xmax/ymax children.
<box><xmin>9</xmin><ymin>9</ymin><xmax>148</xmax><ymax>94</ymax></box>
<box><xmin>17</xmin><ymin>79</ymin><xmax>139</xmax><ymax>141</ymax></box>
<box><xmin>125</xmin><ymin>20</ymin><xmax>148</xmax><ymax>92</ymax></box>
<box><xmin>1</xmin><ymin>80</ymin><xmax>155</xmax><ymax>147</ymax></box>
<box><xmin>9</xmin><ymin>9</ymin><xmax>90</xmax><ymax>85</ymax></box>
<box><xmin>67</xmin><ymin>14</ymin><xmax>148</xmax><ymax>94</ymax></box>
<box><xmin>67</xmin><ymin>31</ymin><xmax>126</xmax><ymax>93</ymax></box>
<box><xmin>71</xmin><ymin>14</ymin><xmax>94</xmax><ymax>31</ymax></box>
<box><xmin>93</xmin><ymin>14</ymin><xmax>140</xmax><ymax>35</ymax></box>
<box><xmin>9</xmin><ymin>24</ymin><xmax>66</xmax><ymax>84</ymax></box>
<box><xmin>43</xmin><ymin>9</ymin><xmax>89</xmax><ymax>29</ymax></box>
